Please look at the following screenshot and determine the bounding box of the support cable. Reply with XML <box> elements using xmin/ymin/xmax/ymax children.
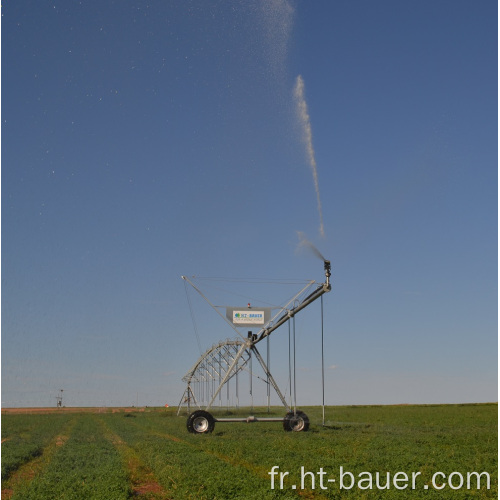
<box><xmin>184</xmin><ymin>279</ymin><xmax>203</xmax><ymax>355</ymax></box>
<box><xmin>181</xmin><ymin>276</ymin><xmax>247</xmax><ymax>341</ymax></box>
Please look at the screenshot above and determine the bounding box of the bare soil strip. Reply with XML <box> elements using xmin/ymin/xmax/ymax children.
<box><xmin>1</xmin><ymin>419</ymin><xmax>75</xmax><ymax>500</ymax></box>
<box><xmin>98</xmin><ymin>419</ymin><xmax>171</xmax><ymax>499</ymax></box>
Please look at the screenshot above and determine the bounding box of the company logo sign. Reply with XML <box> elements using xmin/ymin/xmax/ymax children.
<box><xmin>233</xmin><ymin>311</ymin><xmax>265</xmax><ymax>325</ymax></box>
<box><xmin>226</xmin><ymin>307</ymin><xmax>271</xmax><ymax>327</ymax></box>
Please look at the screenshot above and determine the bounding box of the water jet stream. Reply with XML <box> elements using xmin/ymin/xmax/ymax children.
<box><xmin>293</xmin><ymin>75</ymin><xmax>325</xmax><ymax>238</ymax></box>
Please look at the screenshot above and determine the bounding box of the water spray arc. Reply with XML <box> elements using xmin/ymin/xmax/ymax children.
<box><xmin>178</xmin><ymin>259</ymin><xmax>332</xmax><ymax>433</ymax></box>
<box><xmin>294</xmin><ymin>75</ymin><xmax>325</xmax><ymax>238</ymax></box>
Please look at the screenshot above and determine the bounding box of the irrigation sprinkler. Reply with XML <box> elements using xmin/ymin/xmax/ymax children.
<box><xmin>178</xmin><ymin>260</ymin><xmax>331</xmax><ymax>433</ymax></box>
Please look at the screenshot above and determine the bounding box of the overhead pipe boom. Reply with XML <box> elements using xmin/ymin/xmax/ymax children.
<box><xmin>255</xmin><ymin>260</ymin><xmax>331</xmax><ymax>344</ymax></box>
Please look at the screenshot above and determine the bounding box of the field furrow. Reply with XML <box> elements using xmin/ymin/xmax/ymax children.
<box><xmin>1</xmin><ymin>417</ymin><xmax>77</xmax><ymax>500</ymax></box>
<box><xmin>98</xmin><ymin>417</ymin><xmax>172</xmax><ymax>499</ymax></box>
<box><xmin>8</xmin><ymin>414</ymin><xmax>131</xmax><ymax>499</ymax></box>
<box><xmin>102</xmin><ymin>413</ymin><xmax>297</xmax><ymax>499</ymax></box>
<box><xmin>1</xmin><ymin>413</ymin><xmax>75</xmax><ymax>481</ymax></box>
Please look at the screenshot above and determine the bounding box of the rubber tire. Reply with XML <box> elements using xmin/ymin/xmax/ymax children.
<box><xmin>187</xmin><ymin>410</ymin><xmax>215</xmax><ymax>434</ymax></box>
<box><xmin>283</xmin><ymin>411</ymin><xmax>310</xmax><ymax>432</ymax></box>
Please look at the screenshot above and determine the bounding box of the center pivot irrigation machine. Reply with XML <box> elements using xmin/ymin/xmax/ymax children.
<box><xmin>178</xmin><ymin>260</ymin><xmax>331</xmax><ymax>434</ymax></box>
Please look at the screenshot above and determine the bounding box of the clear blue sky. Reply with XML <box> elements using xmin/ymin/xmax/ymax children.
<box><xmin>2</xmin><ymin>0</ymin><xmax>497</xmax><ymax>408</ymax></box>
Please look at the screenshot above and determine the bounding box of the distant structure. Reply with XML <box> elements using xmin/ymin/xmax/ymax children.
<box><xmin>56</xmin><ymin>389</ymin><xmax>63</xmax><ymax>407</ymax></box>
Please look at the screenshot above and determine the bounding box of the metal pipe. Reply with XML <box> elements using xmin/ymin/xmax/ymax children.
<box><xmin>255</xmin><ymin>261</ymin><xmax>331</xmax><ymax>344</ymax></box>
<box><xmin>215</xmin><ymin>417</ymin><xmax>285</xmax><ymax>423</ymax></box>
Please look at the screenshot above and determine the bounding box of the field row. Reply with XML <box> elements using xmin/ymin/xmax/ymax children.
<box><xmin>1</xmin><ymin>404</ymin><xmax>498</xmax><ymax>499</ymax></box>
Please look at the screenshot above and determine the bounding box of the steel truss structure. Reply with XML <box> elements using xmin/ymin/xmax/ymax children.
<box><xmin>177</xmin><ymin>339</ymin><xmax>251</xmax><ymax>412</ymax></box>
<box><xmin>179</xmin><ymin>260</ymin><xmax>331</xmax><ymax>433</ymax></box>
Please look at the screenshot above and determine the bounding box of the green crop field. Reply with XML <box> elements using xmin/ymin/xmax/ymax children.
<box><xmin>1</xmin><ymin>404</ymin><xmax>497</xmax><ymax>499</ymax></box>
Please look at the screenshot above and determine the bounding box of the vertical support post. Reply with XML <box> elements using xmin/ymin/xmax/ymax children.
<box><xmin>226</xmin><ymin>369</ymin><xmax>230</xmax><ymax>411</ymax></box>
<box><xmin>236</xmin><ymin>367</ymin><xmax>239</xmax><ymax>408</ymax></box>
<box><xmin>218</xmin><ymin>350</ymin><xmax>222</xmax><ymax>407</ymax></box>
<box><xmin>267</xmin><ymin>334</ymin><xmax>270</xmax><ymax>413</ymax></box>
<box><xmin>321</xmin><ymin>294</ymin><xmax>325</xmax><ymax>426</ymax></box>
<box><xmin>293</xmin><ymin>313</ymin><xmax>297</xmax><ymax>414</ymax></box>
<box><xmin>288</xmin><ymin>320</ymin><xmax>292</xmax><ymax>406</ymax></box>
<box><xmin>249</xmin><ymin>347</ymin><xmax>253</xmax><ymax>410</ymax></box>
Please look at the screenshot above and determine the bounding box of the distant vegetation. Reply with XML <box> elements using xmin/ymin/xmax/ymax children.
<box><xmin>1</xmin><ymin>404</ymin><xmax>497</xmax><ymax>499</ymax></box>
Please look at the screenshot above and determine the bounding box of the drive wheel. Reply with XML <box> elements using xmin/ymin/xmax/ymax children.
<box><xmin>283</xmin><ymin>411</ymin><xmax>309</xmax><ymax>432</ymax></box>
<box><xmin>187</xmin><ymin>410</ymin><xmax>215</xmax><ymax>434</ymax></box>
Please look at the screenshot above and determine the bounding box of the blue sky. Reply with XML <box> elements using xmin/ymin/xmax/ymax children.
<box><xmin>2</xmin><ymin>0</ymin><xmax>497</xmax><ymax>408</ymax></box>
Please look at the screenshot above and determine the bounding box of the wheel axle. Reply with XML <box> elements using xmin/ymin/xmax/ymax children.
<box><xmin>186</xmin><ymin>410</ymin><xmax>310</xmax><ymax>434</ymax></box>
